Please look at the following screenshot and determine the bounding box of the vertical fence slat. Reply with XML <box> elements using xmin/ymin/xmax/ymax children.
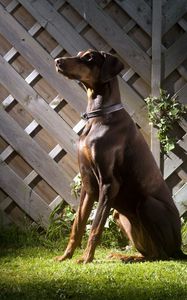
<box><xmin>151</xmin><ymin>0</ymin><xmax>162</xmax><ymax>167</ymax></box>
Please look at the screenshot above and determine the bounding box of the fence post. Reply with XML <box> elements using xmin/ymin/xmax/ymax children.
<box><xmin>151</xmin><ymin>0</ymin><xmax>162</xmax><ymax>168</ymax></box>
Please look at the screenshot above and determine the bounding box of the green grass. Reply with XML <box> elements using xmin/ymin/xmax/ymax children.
<box><xmin>0</xmin><ymin>227</ymin><xmax>187</xmax><ymax>300</ymax></box>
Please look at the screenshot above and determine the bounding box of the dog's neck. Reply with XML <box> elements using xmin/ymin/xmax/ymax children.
<box><xmin>86</xmin><ymin>77</ymin><xmax>121</xmax><ymax>112</ymax></box>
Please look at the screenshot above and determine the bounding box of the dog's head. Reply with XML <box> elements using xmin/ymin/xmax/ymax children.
<box><xmin>55</xmin><ymin>49</ymin><xmax>124</xmax><ymax>88</ymax></box>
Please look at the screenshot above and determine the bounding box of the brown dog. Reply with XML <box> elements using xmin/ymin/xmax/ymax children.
<box><xmin>55</xmin><ymin>49</ymin><xmax>186</xmax><ymax>263</ymax></box>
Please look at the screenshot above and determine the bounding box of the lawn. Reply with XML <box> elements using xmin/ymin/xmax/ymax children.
<box><xmin>0</xmin><ymin>227</ymin><xmax>187</xmax><ymax>300</ymax></box>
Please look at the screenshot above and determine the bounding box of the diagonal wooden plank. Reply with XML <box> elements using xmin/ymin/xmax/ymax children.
<box><xmin>164</xmin><ymin>134</ymin><xmax>187</xmax><ymax>179</ymax></box>
<box><xmin>0</xmin><ymin>93</ymin><xmax>83</xmax><ymax>167</ymax></box>
<box><xmin>177</xmin><ymin>168</ymin><xmax>187</xmax><ymax>182</ymax></box>
<box><xmin>163</xmin><ymin>0</ymin><xmax>187</xmax><ymax>34</ymax></box>
<box><xmin>115</xmin><ymin>0</ymin><xmax>152</xmax><ymax>36</ymax></box>
<box><xmin>115</xmin><ymin>0</ymin><xmax>187</xmax><ymax>81</ymax></box>
<box><xmin>0</xmin><ymin>158</ymin><xmax>51</xmax><ymax>228</ymax></box>
<box><xmin>17</xmin><ymin>0</ymin><xmax>149</xmax><ymax>131</ymax></box>
<box><xmin>164</xmin><ymin>32</ymin><xmax>187</xmax><ymax>79</ymax></box>
<box><xmin>18</xmin><ymin>0</ymin><xmax>91</xmax><ymax>54</ymax></box>
<box><xmin>0</xmin><ymin>54</ymin><xmax>78</xmax><ymax>158</ymax></box>
<box><xmin>0</xmin><ymin>206</ymin><xmax>25</xmax><ymax>228</ymax></box>
<box><xmin>1</xmin><ymin>1</ymin><xmax>149</xmax><ymax>136</ymax></box>
<box><xmin>118</xmin><ymin>78</ymin><xmax>150</xmax><ymax>135</ymax></box>
<box><xmin>179</xmin><ymin>18</ymin><xmax>187</xmax><ymax>32</ymax></box>
<box><xmin>67</xmin><ymin>0</ymin><xmax>151</xmax><ymax>84</ymax></box>
<box><xmin>174</xmin><ymin>83</ymin><xmax>187</xmax><ymax>105</ymax></box>
<box><xmin>6</xmin><ymin>0</ymin><xmax>19</xmax><ymax>12</ymax></box>
<box><xmin>116</xmin><ymin>0</ymin><xmax>187</xmax><ymax>36</ymax></box>
<box><xmin>0</xmin><ymin>197</ymin><xmax>12</xmax><ymax>212</ymax></box>
<box><xmin>18</xmin><ymin>0</ymin><xmax>149</xmax><ymax>133</ymax></box>
<box><xmin>173</xmin><ymin>182</ymin><xmax>187</xmax><ymax>216</ymax></box>
<box><xmin>0</xmin><ymin>108</ymin><xmax>76</xmax><ymax>207</ymax></box>
<box><xmin>0</xmin><ymin>4</ymin><xmax>86</xmax><ymax>113</ymax></box>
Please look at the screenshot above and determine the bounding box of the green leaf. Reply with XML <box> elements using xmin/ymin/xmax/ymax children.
<box><xmin>145</xmin><ymin>89</ymin><xmax>186</xmax><ymax>153</ymax></box>
<box><xmin>164</xmin><ymin>141</ymin><xmax>175</xmax><ymax>153</ymax></box>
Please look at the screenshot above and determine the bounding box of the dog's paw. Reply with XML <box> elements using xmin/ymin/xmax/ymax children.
<box><xmin>107</xmin><ymin>253</ymin><xmax>145</xmax><ymax>263</ymax></box>
<box><xmin>76</xmin><ymin>256</ymin><xmax>94</xmax><ymax>264</ymax></box>
<box><xmin>107</xmin><ymin>253</ymin><xmax>126</xmax><ymax>260</ymax></box>
<box><xmin>54</xmin><ymin>255</ymin><xmax>69</xmax><ymax>262</ymax></box>
<box><xmin>76</xmin><ymin>257</ymin><xmax>85</xmax><ymax>264</ymax></box>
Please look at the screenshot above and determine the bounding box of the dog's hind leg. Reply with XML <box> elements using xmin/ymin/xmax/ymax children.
<box><xmin>113</xmin><ymin>210</ymin><xmax>133</xmax><ymax>243</ymax></box>
<box><xmin>108</xmin><ymin>211</ymin><xmax>147</xmax><ymax>263</ymax></box>
<box><xmin>137</xmin><ymin>196</ymin><xmax>183</xmax><ymax>259</ymax></box>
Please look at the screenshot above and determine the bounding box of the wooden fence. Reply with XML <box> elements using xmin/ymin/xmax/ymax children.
<box><xmin>0</xmin><ymin>0</ymin><xmax>186</xmax><ymax>227</ymax></box>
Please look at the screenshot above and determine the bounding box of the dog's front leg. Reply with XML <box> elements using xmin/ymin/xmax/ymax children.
<box><xmin>55</xmin><ymin>188</ymin><xmax>95</xmax><ymax>262</ymax></box>
<box><xmin>78</xmin><ymin>179</ymin><xmax>119</xmax><ymax>263</ymax></box>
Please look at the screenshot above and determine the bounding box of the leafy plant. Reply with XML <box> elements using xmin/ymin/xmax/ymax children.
<box><xmin>46</xmin><ymin>175</ymin><xmax>82</xmax><ymax>241</ymax></box>
<box><xmin>70</xmin><ymin>173</ymin><xmax>82</xmax><ymax>198</ymax></box>
<box><xmin>85</xmin><ymin>204</ymin><xmax>127</xmax><ymax>248</ymax></box>
<box><xmin>46</xmin><ymin>174</ymin><xmax>126</xmax><ymax>248</ymax></box>
<box><xmin>181</xmin><ymin>217</ymin><xmax>187</xmax><ymax>251</ymax></box>
<box><xmin>46</xmin><ymin>200</ymin><xmax>75</xmax><ymax>241</ymax></box>
<box><xmin>145</xmin><ymin>90</ymin><xmax>186</xmax><ymax>153</ymax></box>
<box><xmin>70</xmin><ymin>174</ymin><xmax>126</xmax><ymax>247</ymax></box>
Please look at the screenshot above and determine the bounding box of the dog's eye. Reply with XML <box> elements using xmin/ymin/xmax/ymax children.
<box><xmin>81</xmin><ymin>53</ymin><xmax>93</xmax><ymax>62</ymax></box>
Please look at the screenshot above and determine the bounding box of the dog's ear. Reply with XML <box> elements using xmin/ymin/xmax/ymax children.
<box><xmin>100</xmin><ymin>52</ymin><xmax>124</xmax><ymax>83</ymax></box>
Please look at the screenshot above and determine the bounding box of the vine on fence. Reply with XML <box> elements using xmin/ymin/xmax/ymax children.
<box><xmin>145</xmin><ymin>90</ymin><xmax>186</xmax><ymax>153</ymax></box>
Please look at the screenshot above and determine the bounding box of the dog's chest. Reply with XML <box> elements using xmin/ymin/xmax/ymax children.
<box><xmin>78</xmin><ymin>123</ymin><xmax>109</xmax><ymax>163</ymax></box>
<box><xmin>79</xmin><ymin>138</ymin><xmax>93</xmax><ymax>163</ymax></box>
<box><xmin>78</xmin><ymin>134</ymin><xmax>98</xmax><ymax>164</ymax></box>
